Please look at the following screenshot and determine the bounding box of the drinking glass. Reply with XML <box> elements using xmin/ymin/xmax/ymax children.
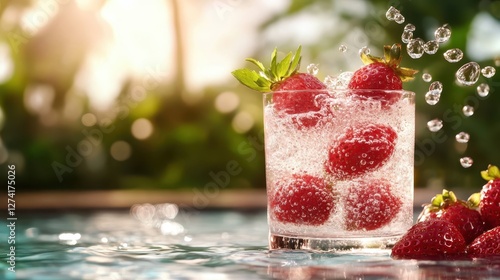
<box><xmin>264</xmin><ymin>89</ymin><xmax>415</xmax><ymax>251</ymax></box>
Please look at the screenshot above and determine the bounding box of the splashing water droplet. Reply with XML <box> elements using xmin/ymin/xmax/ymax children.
<box><xmin>435</xmin><ymin>24</ymin><xmax>451</xmax><ymax>43</ymax></box>
<box><xmin>462</xmin><ymin>105</ymin><xmax>474</xmax><ymax>117</ymax></box>
<box><xmin>359</xmin><ymin>46</ymin><xmax>370</xmax><ymax>56</ymax></box>
<box><xmin>427</xmin><ymin>119</ymin><xmax>443</xmax><ymax>132</ymax></box>
<box><xmin>481</xmin><ymin>66</ymin><xmax>496</xmax><ymax>78</ymax></box>
<box><xmin>394</xmin><ymin>13</ymin><xmax>405</xmax><ymax>24</ymax></box>
<box><xmin>307</xmin><ymin>64</ymin><xmax>319</xmax><ymax>76</ymax></box>
<box><xmin>455</xmin><ymin>132</ymin><xmax>470</xmax><ymax>143</ymax></box>
<box><xmin>455</xmin><ymin>62</ymin><xmax>480</xmax><ymax>86</ymax></box>
<box><xmin>443</xmin><ymin>48</ymin><xmax>463</xmax><ymax>63</ymax></box>
<box><xmin>339</xmin><ymin>45</ymin><xmax>347</xmax><ymax>53</ymax></box>
<box><xmin>460</xmin><ymin>157</ymin><xmax>473</xmax><ymax>168</ymax></box>
<box><xmin>401</xmin><ymin>30</ymin><xmax>413</xmax><ymax>44</ymax></box>
<box><xmin>386</xmin><ymin>6</ymin><xmax>400</xmax><ymax>21</ymax></box>
<box><xmin>404</xmin><ymin>24</ymin><xmax>416</xmax><ymax>31</ymax></box>
<box><xmin>424</xmin><ymin>40</ymin><xmax>439</xmax><ymax>55</ymax></box>
<box><xmin>324</xmin><ymin>75</ymin><xmax>336</xmax><ymax>88</ymax></box>
<box><xmin>477</xmin><ymin>83</ymin><xmax>490</xmax><ymax>97</ymax></box>
<box><xmin>407</xmin><ymin>38</ymin><xmax>425</xmax><ymax>59</ymax></box>
<box><xmin>422</xmin><ymin>73</ymin><xmax>432</xmax><ymax>82</ymax></box>
<box><xmin>429</xmin><ymin>81</ymin><xmax>443</xmax><ymax>93</ymax></box>
<box><xmin>425</xmin><ymin>90</ymin><xmax>441</xmax><ymax>105</ymax></box>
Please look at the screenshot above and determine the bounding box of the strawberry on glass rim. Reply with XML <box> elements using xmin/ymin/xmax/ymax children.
<box><xmin>348</xmin><ymin>44</ymin><xmax>418</xmax><ymax>107</ymax></box>
<box><xmin>232</xmin><ymin>46</ymin><xmax>328</xmax><ymax>128</ymax></box>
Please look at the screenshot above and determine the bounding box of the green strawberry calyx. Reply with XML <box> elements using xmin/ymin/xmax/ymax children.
<box><xmin>418</xmin><ymin>189</ymin><xmax>479</xmax><ymax>221</ymax></box>
<box><xmin>360</xmin><ymin>43</ymin><xmax>418</xmax><ymax>82</ymax></box>
<box><xmin>231</xmin><ymin>46</ymin><xmax>302</xmax><ymax>92</ymax></box>
<box><xmin>480</xmin><ymin>164</ymin><xmax>500</xmax><ymax>181</ymax></box>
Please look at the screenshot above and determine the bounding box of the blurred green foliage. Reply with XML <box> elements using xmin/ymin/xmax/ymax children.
<box><xmin>0</xmin><ymin>0</ymin><xmax>499</xmax><ymax>192</ymax></box>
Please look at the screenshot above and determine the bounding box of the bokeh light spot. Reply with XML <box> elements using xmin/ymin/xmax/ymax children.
<box><xmin>232</xmin><ymin>111</ymin><xmax>254</xmax><ymax>134</ymax></box>
<box><xmin>81</xmin><ymin>113</ymin><xmax>97</xmax><ymax>127</ymax></box>
<box><xmin>110</xmin><ymin>141</ymin><xmax>131</xmax><ymax>161</ymax></box>
<box><xmin>214</xmin><ymin>91</ymin><xmax>239</xmax><ymax>113</ymax></box>
<box><xmin>131</xmin><ymin>118</ymin><xmax>154</xmax><ymax>140</ymax></box>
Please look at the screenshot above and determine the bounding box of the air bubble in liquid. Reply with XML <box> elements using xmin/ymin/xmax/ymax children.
<box><xmin>339</xmin><ymin>45</ymin><xmax>347</xmax><ymax>53</ymax></box>
<box><xmin>407</xmin><ymin>38</ymin><xmax>425</xmax><ymax>59</ymax></box>
<box><xmin>435</xmin><ymin>24</ymin><xmax>451</xmax><ymax>43</ymax></box>
<box><xmin>427</xmin><ymin>119</ymin><xmax>443</xmax><ymax>132</ymax></box>
<box><xmin>424</xmin><ymin>40</ymin><xmax>439</xmax><ymax>55</ymax></box>
<box><xmin>401</xmin><ymin>30</ymin><xmax>413</xmax><ymax>44</ymax></box>
<box><xmin>425</xmin><ymin>90</ymin><xmax>441</xmax><ymax>105</ymax></box>
<box><xmin>462</xmin><ymin>105</ymin><xmax>474</xmax><ymax>117</ymax></box>
<box><xmin>422</xmin><ymin>73</ymin><xmax>432</xmax><ymax>82</ymax></box>
<box><xmin>477</xmin><ymin>83</ymin><xmax>490</xmax><ymax>97</ymax></box>
<box><xmin>455</xmin><ymin>62</ymin><xmax>480</xmax><ymax>86</ymax></box>
<box><xmin>307</xmin><ymin>64</ymin><xmax>319</xmax><ymax>76</ymax></box>
<box><xmin>443</xmin><ymin>48</ymin><xmax>463</xmax><ymax>63</ymax></box>
<box><xmin>386</xmin><ymin>6</ymin><xmax>400</xmax><ymax>21</ymax></box>
<box><xmin>481</xmin><ymin>66</ymin><xmax>496</xmax><ymax>78</ymax></box>
<box><xmin>460</xmin><ymin>157</ymin><xmax>473</xmax><ymax>168</ymax></box>
<box><xmin>455</xmin><ymin>132</ymin><xmax>470</xmax><ymax>143</ymax></box>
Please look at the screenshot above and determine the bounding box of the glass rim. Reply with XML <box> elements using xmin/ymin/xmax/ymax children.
<box><xmin>269</xmin><ymin>89</ymin><xmax>415</xmax><ymax>95</ymax></box>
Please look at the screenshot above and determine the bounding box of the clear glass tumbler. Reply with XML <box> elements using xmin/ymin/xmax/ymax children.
<box><xmin>264</xmin><ymin>89</ymin><xmax>415</xmax><ymax>252</ymax></box>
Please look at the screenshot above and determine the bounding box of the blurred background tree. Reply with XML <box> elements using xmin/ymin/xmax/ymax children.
<box><xmin>0</xmin><ymin>0</ymin><xmax>499</xmax><ymax>192</ymax></box>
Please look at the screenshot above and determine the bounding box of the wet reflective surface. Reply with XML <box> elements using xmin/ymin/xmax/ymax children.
<box><xmin>2</xmin><ymin>209</ymin><xmax>500</xmax><ymax>279</ymax></box>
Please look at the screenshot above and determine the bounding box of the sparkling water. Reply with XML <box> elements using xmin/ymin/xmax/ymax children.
<box><xmin>264</xmin><ymin>89</ymin><xmax>414</xmax><ymax>247</ymax></box>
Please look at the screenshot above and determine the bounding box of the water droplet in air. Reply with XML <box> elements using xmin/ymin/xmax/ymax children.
<box><xmin>460</xmin><ymin>157</ymin><xmax>473</xmax><ymax>168</ymax></box>
<box><xmin>407</xmin><ymin>38</ymin><xmax>425</xmax><ymax>59</ymax></box>
<box><xmin>324</xmin><ymin>75</ymin><xmax>336</xmax><ymax>88</ymax></box>
<box><xmin>401</xmin><ymin>30</ymin><xmax>413</xmax><ymax>44</ymax></box>
<box><xmin>443</xmin><ymin>48</ymin><xmax>463</xmax><ymax>63</ymax></box>
<box><xmin>429</xmin><ymin>81</ymin><xmax>443</xmax><ymax>93</ymax></box>
<box><xmin>386</xmin><ymin>6</ymin><xmax>400</xmax><ymax>21</ymax></box>
<box><xmin>462</xmin><ymin>105</ymin><xmax>474</xmax><ymax>117</ymax></box>
<box><xmin>481</xmin><ymin>66</ymin><xmax>496</xmax><ymax>78</ymax></box>
<box><xmin>404</xmin><ymin>24</ymin><xmax>416</xmax><ymax>31</ymax></box>
<box><xmin>339</xmin><ymin>45</ymin><xmax>347</xmax><ymax>53</ymax></box>
<box><xmin>455</xmin><ymin>132</ymin><xmax>470</xmax><ymax>143</ymax></box>
<box><xmin>394</xmin><ymin>13</ymin><xmax>405</xmax><ymax>24</ymax></box>
<box><xmin>427</xmin><ymin>119</ymin><xmax>443</xmax><ymax>132</ymax></box>
<box><xmin>477</xmin><ymin>83</ymin><xmax>490</xmax><ymax>97</ymax></box>
<box><xmin>307</xmin><ymin>64</ymin><xmax>319</xmax><ymax>76</ymax></box>
<box><xmin>422</xmin><ymin>73</ymin><xmax>432</xmax><ymax>82</ymax></box>
<box><xmin>359</xmin><ymin>46</ymin><xmax>370</xmax><ymax>56</ymax></box>
<box><xmin>424</xmin><ymin>40</ymin><xmax>439</xmax><ymax>54</ymax></box>
<box><xmin>455</xmin><ymin>62</ymin><xmax>480</xmax><ymax>86</ymax></box>
<box><xmin>425</xmin><ymin>90</ymin><xmax>441</xmax><ymax>105</ymax></box>
<box><xmin>435</xmin><ymin>24</ymin><xmax>451</xmax><ymax>43</ymax></box>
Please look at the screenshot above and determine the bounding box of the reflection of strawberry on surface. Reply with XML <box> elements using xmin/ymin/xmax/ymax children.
<box><xmin>270</xmin><ymin>174</ymin><xmax>336</xmax><ymax>226</ymax></box>
<box><xmin>344</xmin><ymin>179</ymin><xmax>401</xmax><ymax>231</ymax></box>
<box><xmin>324</xmin><ymin>123</ymin><xmax>397</xmax><ymax>181</ymax></box>
<box><xmin>348</xmin><ymin>44</ymin><xmax>418</xmax><ymax>107</ymax></box>
<box><xmin>232</xmin><ymin>46</ymin><xmax>327</xmax><ymax>128</ymax></box>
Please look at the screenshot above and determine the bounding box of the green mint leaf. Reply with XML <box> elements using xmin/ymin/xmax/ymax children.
<box><xmin>232</xmin><ymin>69</ymin><xmax>270</xmax><ymax>92</ymax></box>
<box><xmin>245</xmin><ymin>58</ymin><xmax>266</xmax><ymax>72</ymax></box>
<box><xmin>276</xmin><ymin>52</ymin><xmax>293</xmax><ymax>79</ymax></box>
<box><xmin>270</xmin><ymin>48</ymin><xmax>278</xmax><ymax>81</ymax></box>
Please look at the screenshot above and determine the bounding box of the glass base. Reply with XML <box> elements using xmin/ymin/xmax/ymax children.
<box><xmin>269</xmin><ymin>233</ymin><xmax>400</xmax><ymax>253</ymax></box>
